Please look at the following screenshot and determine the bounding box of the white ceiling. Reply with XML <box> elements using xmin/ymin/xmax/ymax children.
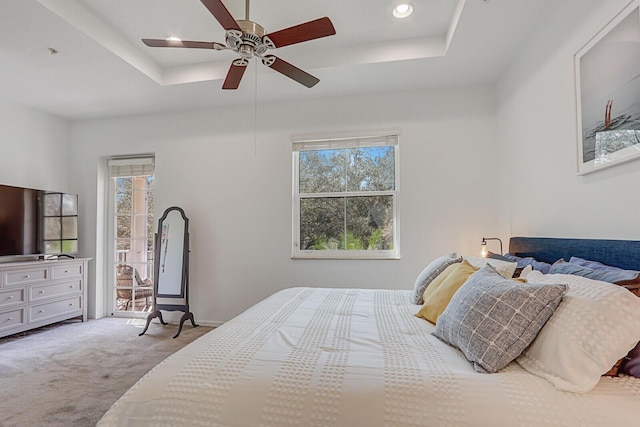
<box><xmin>0</xmin><ymin>0</ymin><xmax>554</xmax><ymax>120</ymax></box>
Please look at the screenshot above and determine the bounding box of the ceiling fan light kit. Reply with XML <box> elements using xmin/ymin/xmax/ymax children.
<box><xmin>142</xmin><ymin>0</ymin><xmax>336</xmax><ymax>90</ymax></box>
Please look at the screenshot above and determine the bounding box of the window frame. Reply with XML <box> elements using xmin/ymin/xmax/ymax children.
<box><xmin>42</xmin><ymin>192</ymin><xmax>79</xmax><ymax>255</ymax></box>
<box><xmin>107</xmin><ymin>156</ymin><xmax>155</xmax><ymax>316</ymax></box>
<box><xmin>292</xmin><ymin>133</ymin><xmax>400</xmax><ymax>260</ymax></box>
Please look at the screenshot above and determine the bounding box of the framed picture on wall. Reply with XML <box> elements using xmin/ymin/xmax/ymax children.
<box><xmin>574</xmin><ymin>0</ymin><xmax>640</xmax><ymax>175</ymax></box>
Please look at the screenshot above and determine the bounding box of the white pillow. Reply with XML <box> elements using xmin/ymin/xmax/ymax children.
<box><xmin>412</xmin><ymin>252</ymin><xmax>461</xmax><ymax>305</ymax></box>
<box><xmin>464</xmin><ymin>256</ymin><xmax>517</xmax><ymax>279</ymax></box>
<box><xmin>516</xmin><ymin>270</ymin><xmax>640</xmax><ymax>393</ymax></box>
<box><xmin>519</xmin><ymin>265</ymin><xmax>533</xmax><ymax>279</ymax></box>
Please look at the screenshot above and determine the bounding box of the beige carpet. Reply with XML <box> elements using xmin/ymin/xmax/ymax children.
<box><xmin>0</xmin><ymin>317</ymin><xmax>212</xmax><ymax>427</ymax></box>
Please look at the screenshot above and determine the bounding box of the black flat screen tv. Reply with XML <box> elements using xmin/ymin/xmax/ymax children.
<box><xmin>0</xmin><ymin>183</ymin><xmax>79</xmax><ymax>258</ymax></box>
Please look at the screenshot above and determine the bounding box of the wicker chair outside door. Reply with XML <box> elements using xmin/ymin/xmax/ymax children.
<box><xmin>116</xmin><ymin>264</ymin><xmax>153</xmax><ymax>311</ymax></box>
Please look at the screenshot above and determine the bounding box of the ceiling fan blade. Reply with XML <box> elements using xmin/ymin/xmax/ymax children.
<box><xmin>222</xmin><ymin>60</ymin><xmax>248</xmax><ymax>90</ymax></box>
<box><xmin>142</xmin><ymin>39</ymin><xmax>227</xmax><ymax>50</ymax></box>
<box><xmin>262</xmin><ymin>56</ymin><xmax>319</xmax><ymax>88</ymax></box>
<box><xmin>263</xmin><ymin>17</ymin><xmax>336</xmax><ymax>49</ymax></box>
<box><xmin>200</xmin><ymin>0</ymin><xmax>241</xmax><ymax>31</ymax></box>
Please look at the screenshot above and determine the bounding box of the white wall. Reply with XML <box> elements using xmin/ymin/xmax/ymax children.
<box><xmin>71</xmin><ymin>86</ymin><xmax>500</xmax><ymax>323</ymax></box>
<box><xmin>497</xmin><ymin>0</ymin><xmax>640</xmax><ymax>240</ymax></box>
<box><xmin>0</xmin><ymin>98</ymin><xmax>70</xmax><ymax>191</ymax></box>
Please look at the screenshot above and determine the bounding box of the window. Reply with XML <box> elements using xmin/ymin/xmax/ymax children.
<box><xmin>292</xmin><ymin>134</ymin><xmax>399</xmax><ymax>259</ymax></box>
<box><xmin>43</xmin><ymin>192</ymin><xmax>78</xmax><ymax>254</ymax></box>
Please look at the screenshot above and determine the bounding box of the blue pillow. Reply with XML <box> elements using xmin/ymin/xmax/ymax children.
<box><xmin>569</xmin><ymin>256</ymin><xmax>631</xmax><ymax>272</ymax></box>
<box><xmin>503</xmin><ymin>253</ymin><xmax>552</xmax><ymax>274</ymax></box>
<box><xmin>549</xmin><ymin>259</ymin><xmax>640</xmax><ymax>285</ymax></box>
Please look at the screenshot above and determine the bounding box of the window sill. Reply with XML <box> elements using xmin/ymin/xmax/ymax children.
<box><xmin>292</xmin><ymin>250</ymin><xmax>400</xmax><ymax>260</ymax></box>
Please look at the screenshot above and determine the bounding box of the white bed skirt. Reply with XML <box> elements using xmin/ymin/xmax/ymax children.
<box><xmin>99</xmin><ymin>288</ymin><xmax>640</xmax><ymax>426</ymax></box>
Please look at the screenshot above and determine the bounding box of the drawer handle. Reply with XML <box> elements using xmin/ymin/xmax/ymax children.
<box><xmin>8</xmin><ymin>317</ymin><xmax>13</xmax><ymax>321</ymax></box>
<box><xmin>39</xmin><ymin>310</ymin><xmax>45</xmax><ymax>313</ymax></box>
<box><xmin>64</xmin><ymin>270</ymin><xmax>69</xmax><ymax>273</ymax></box>
<box><xmin>8</xmin><ymin>296</ymin><xmax>14</xmax><ymax>300</ymax></box>
<box><xmin>69</xmin><ymin>285</ymin><xmax>74</xmax><ymax>288</ymax></box>
<box><xmin>69</xmin><ymin>303</ymin><xmax>74</xmax><ymax>306</ymax></box>
<box><xmin>24</xmin><ymin>275</ymin><xmax>30</xmax><ymax>278</ymax></box>
<box><xmin>39</xmin><ymin>290</ymin><xmax>45</xmax><ymax>294</ymax></box>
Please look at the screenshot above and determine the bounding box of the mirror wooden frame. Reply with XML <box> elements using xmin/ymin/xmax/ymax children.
<box><xmin>139</xmin><ymin>206</ymin><xmax>198</xmax><ymax>338</ymax></box>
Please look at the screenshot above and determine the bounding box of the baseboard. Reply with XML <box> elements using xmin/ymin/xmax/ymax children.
<box><xmin>99</xmin><ymin>313</ymin><xmax>225</xmax><ymax>328</ymax></box>
<box><xmin>195</xmin><ymin>320</ymin><xmax>225</xmax><ymax>328</ymax></box>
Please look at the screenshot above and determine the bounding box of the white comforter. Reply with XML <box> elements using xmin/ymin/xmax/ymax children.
<box><xmin>99</xmin><ymin>288</ymin><xmax>640</xmax><ymax>426</ymax></box>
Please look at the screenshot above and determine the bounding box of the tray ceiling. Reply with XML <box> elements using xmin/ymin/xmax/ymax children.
<box><xmin>0</xmin><ymin>0</ymin><xmax>554</xmax><ymax>119</ymax></box>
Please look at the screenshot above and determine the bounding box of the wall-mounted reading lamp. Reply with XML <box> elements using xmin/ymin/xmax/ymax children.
<box><xmin>480</xmin><ymin>237</ymin><xmax>503</xmax><ymax>258</ymax></box>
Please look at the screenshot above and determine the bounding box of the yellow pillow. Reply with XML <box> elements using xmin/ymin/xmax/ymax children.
<box><xmin>416</xmin><ymin>260</ymin><xmax>478</xmax><ymax>324</ymax></box>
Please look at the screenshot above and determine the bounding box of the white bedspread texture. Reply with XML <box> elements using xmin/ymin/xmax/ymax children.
<box><xmin>99</xmin><ymin>288</ymin><xmax>640</xmax><ymax>426</ymax></box>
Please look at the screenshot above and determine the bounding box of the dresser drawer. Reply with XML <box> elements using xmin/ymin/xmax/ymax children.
<box><xmin>0</xmin><ymin>308</ymin><xmax>26</xmax><ymax>333</ymax></box>
<box><xmin>0</xmin><ymin>287</ymin><xmax>26</xmax><ymax>308</ymax></box>
<box><xmin>30</xmin><ymin>280</ymin><xmax>82</xmax><ymax>302</ymax></box>
<box><xmin>4</xmin><ymin>267</ymin><xmax>48</xmax><ymax>286</ymax></box>
<box><xmin>29</xmin><ymin>297</ymin><xmax>81</xmax><ymax>323</ymax></box>
<box><xmin>51</xmin><ymin>264</ymin><xmax>83</xmax><ymax>280</ymax></box>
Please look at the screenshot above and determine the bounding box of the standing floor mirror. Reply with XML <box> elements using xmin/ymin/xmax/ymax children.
<box><xmin>139</xmin><ymin>206</ymin><xmax>198</xmax><ymax>338</ymax></box>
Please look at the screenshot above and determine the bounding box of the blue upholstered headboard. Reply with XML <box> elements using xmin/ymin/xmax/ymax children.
<box><xmin>509</xmin><ymin>237</ymin><xmax>640</xmax><ymax>271</ymax></box>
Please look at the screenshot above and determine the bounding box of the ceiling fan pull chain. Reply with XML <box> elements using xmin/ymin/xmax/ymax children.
<box><xmin>254</xmin><ymin>60</ymin><xmax>258</xmax><ymax>156</ymax></box>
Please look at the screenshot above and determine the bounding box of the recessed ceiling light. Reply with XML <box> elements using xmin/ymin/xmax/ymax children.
<box><xmin>393</xmin><ymin>3</ymin><xmax>413</xmax><ymax>19</ymax></box>
<box><xmin>166</xmin><ymin>36</ymin><xmax>182</xmax><ymax>42</ymax></box>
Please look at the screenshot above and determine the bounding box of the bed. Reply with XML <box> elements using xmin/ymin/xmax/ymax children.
<box><xmin>99</xmin><ymin>237</ymin><xmax>640</xmax><ymax>426</ymax></box>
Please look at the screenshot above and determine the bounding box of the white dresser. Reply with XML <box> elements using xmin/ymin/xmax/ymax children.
<box><xmin>0</xmin><ymin>258</ymin><xmax>89</xmax><ymax>338</ymax></box>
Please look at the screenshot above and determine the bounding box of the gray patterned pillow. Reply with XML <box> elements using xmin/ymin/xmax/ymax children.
<box><xmin>433</xmin><ymin>264</ymin><xmax>567</xmax><ymax>373</ymax></box>
<box><xmin>412</xmin><ymin>253</ymin><xmax>462</xmax><ymax>304</ymax></box>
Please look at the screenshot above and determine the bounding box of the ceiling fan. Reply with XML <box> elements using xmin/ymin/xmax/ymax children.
<box><xmin>142</xmin><ymin>0</ymin><xmax>336</xmax><ymax>90</ymax></box>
